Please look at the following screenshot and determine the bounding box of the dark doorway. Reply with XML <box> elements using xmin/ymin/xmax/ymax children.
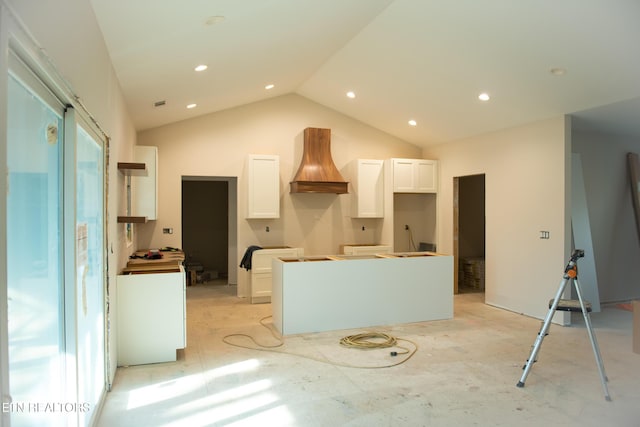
<box><xmin>182</xmin><ymin>180</ymin><xmax>229</xmax><ymax>281</ymax></box>
<box><xmin>454</xmin><ymin>174</ymin><xmax>486</xmax><ymax>294</ymax></box>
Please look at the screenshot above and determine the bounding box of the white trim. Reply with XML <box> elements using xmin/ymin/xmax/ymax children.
<box><xmin>0</xmin><ymin>4</ymin><xmax>11</xmax><ymax>426</ymax></box>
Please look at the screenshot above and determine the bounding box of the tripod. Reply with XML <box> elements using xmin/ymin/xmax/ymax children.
<box><xmin>516</xmin><ymin>249</ymin><xmax>611</xmax><ymax>401</ymax></box>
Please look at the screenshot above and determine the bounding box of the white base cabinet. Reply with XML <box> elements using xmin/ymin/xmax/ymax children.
<box><xmin>117</xmin><ymin>268</ymin><xmax>186</xmax><ymax>365</ymax></box>
<box><xmin>250</xmin><ymin>247</ymin><xmax>304</xmax><ymax>303</ymax></box>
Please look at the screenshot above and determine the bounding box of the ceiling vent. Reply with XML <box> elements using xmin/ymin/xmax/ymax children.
<box><xmin>290</xmin><ymin>127</ymin><xmax>348</xmax><ymax>194</ymax></box>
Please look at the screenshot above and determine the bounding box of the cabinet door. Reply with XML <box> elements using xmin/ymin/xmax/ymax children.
<box><xmin>251</xmin><ymin>272</ymin><xmax>272</xmax><ymax>299</ymax></box>
<box><xmin>392</xmin><ymin>159</ymin><xmax>416</xmax><ymax>192</ymax></box>
<box><xmin>393</xmin><ymin>158</ymin><xmax>438</xmax><ymax>193</ymax></box>
<box><xmin>415</xmin><ymin>160</ymin><xmax>438</xmax><ymax>193</ymax></box>
<box><xmin>352</xmin><ymin>159</ymin><xmax>384</xmax><ymax>218</ymax></box>
<box><xmin>246</xmin><ymin>155</ymin><xmax>280</xmax><ymax>218</ymax></box>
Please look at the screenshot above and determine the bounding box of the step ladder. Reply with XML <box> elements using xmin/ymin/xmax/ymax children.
<box><xmin>516</xmin><ymin>249</ymin><xmax>611</xmax><ymax>401</ymax></box>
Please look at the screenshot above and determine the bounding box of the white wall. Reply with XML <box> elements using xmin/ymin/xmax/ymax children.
<box><xmin>424</xmin><ymin>116</ymin><xmax>572</xmax><ymax>323</ymax></box>
<box><xmin>136</xmin><ymin>93</ymin><xmax>423</xmax><ymax>296</ymax></box>
<box><xmin>572</xmin><ymin>129</ymin><xmax>640</xmax><ymax>303</ymax></box>
<box><xmin>392</xmin><ymin>193</ymin><xmax>437</xmax><ymax>252</ymax></box>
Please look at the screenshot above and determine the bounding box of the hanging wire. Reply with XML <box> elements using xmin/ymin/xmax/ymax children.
<box><xmin>407</xmin><ymin>225</ymin><xmax>417</xmax><ymax>251</ymax></box>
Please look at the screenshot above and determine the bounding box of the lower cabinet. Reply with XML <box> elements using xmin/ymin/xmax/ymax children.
<box><xmin>250</xmin><ymin>247</ymin><xmax>304</xmax><ymax>303</ymax></box>
<box><xmin>117</xmin><ymin>268</ymin><xmax>186</xmax><ymax>365</ymax></box>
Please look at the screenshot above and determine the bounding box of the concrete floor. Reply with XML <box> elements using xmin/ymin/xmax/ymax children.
<box><xmin>98</xmin><ymin>281</ymin><xmax>640</xmax><ymax>426</ymax></box>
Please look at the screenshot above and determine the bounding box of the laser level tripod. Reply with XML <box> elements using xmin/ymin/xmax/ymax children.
<box><xmin>516</xmin><ymin>249</ymin><xmax>611</xmax><ymax>401</ymax></box>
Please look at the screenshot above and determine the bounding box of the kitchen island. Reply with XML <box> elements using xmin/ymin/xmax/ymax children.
<box><xmin>272</xmin><ymin>252</ymin><xmax>453</xmax><ymax>335</ymax></box>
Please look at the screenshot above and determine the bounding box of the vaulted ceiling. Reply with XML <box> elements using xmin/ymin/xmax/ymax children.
<box><xmin>90</xmin><ymin>0</ymin><xmax>640</xmax><ymax>147</ymax></box>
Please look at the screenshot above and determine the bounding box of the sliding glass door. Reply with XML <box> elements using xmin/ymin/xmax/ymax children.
<box><xmin>6</xmin><ymin>52</ymin><xmax>106</xmax><ymax>426</ymax></box>
<box><xmin>7</xmin><ymin>59</ymin><xmax>66</xmax><ymax>427</ymax></box>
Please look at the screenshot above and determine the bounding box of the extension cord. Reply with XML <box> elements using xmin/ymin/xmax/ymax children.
<box><xmin>223</xmin><ymin>317</ymin><xmax>418</xmax><ymax>369</ymax></box>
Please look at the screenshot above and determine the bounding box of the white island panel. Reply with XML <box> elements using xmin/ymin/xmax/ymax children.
<box><xmin>272</xmin><ymin>254</ymin><xmax>453</xmax><ymax>335</ymax></box>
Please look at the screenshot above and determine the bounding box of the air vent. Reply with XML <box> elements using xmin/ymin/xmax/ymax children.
<box><xmin>154</xmin><ymin>100</ymin><xmax>166</xmax><ymax>107</ymax></box>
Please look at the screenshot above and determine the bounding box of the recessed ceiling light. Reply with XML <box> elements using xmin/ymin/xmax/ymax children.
<box><xmin>194</xmin><ymin>65</ymin><xmax>208</xmax><ymax>72</ymax></box>
<box><xmin>265</xmin><ymin>84</ymin><xmax>275</xmax><ymax>90</ymax></box>
<box><xmin>205</xmin><ymin>15</ymin><xmax>226</xmax><ymax>26</ymax></box>
<box><xmin>478</xmin><ymin>93</ymin><xmax>490</xmax><ymax>101</ymax></box>
<box><xmin>186</xmin><ymin>103</ymin><xmax>197</xmax><ymax>109</ymax></box>
<box><xmin>550</xmin><ymin>67</ymin><xmax>567</xmax><ymax>76</ymax></box>
<box><xmin>346</xmin><ymin>91</ymin><xmax>356</xmax><ymax>99</ymax></box>
<box><xmin>408</xmin><ymin>120</ymin><xmax>417</xmax><ymax>126</ymax></box>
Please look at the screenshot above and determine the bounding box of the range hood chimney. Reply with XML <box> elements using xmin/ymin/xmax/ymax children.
<box><xmin>290</xmin><ymin>127</ymin><xmax>348</xmax><ymax>194</ymax></box>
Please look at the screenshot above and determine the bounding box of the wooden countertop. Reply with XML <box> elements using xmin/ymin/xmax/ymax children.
<box><xmin>122</xmin><ymin>249</ymin><xmax>185</xmax><ymax>274</ymax></box>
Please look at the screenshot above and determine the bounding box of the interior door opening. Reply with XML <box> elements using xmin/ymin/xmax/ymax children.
<box><xmin>454</xmin><ymin>174</ymin><xmax>486</xmax><ymax>294</ymax></box>
<box><xmin>181</xmin><ymin>176</ymin><xmax>238</xmax><ymax>287</ymax></box>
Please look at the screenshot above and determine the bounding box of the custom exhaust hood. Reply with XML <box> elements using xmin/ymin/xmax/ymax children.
<box><xmin>290</xmin><ymin>127</ymin><xmax>348</xmax><ymax>194</ymax></box>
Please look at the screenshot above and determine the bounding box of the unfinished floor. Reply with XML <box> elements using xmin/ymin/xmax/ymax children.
<box><xmin>98</xmin><ymin>281</ymin><xmax>640</xmax><ymax>426</ymax></box>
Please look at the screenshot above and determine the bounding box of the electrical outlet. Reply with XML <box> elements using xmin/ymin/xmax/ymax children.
<box><xmin>163</xmin><ymin>227</ymin><xmax>173</xmax><ymax>234</ymax></box>
<box><xmin>405</xmin><ymin>224</ymin><xmax>409</xmax><ymax>230</ymax></box>
<box><xmin>539</xmin><ymin>231</ymin><xmax>550</xmax><ymax>239</ymax></box>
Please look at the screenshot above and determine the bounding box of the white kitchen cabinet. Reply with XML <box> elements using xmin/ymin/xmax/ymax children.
<box><xmin>350</xmin><ymin>159</ymin><xmax>384</xmax><ymax>218</ymax></box>
<box><xmin>117</xmin><ymin>267</ymin><xmax>186</xmax><ymax>365</ymax></box>
<box><xmin>392</xmin><ymin>158</ymin><xmax>438</xmax><ymax>193</ymax></box>
<box><xmin>132</xmin><ymin>145</ymin><xmax>158</xmax><ymax>220</ymax></box>
<box><xmin>246</xmin><ymin>154</ymin><xmax>280</xmax><ymax>219</ymax></box>
<box><xmin>250</xmin><ymin>247</ymin><xmax>303</xmax><ymax>303</ymax></box>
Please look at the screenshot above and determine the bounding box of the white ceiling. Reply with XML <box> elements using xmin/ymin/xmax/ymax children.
<box><xmin>90</xmin><ymin>0</ymin><xmax>640</xmax><ymax>147</ymax></box>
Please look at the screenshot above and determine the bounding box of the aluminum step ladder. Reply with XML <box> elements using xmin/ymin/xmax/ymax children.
<box><xmin>516</xmin><ymin>249</ymin><xmax>611</xmax><ymax>401</ymax></box>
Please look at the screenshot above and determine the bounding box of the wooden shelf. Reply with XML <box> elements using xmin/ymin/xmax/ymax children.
<box><xmin>118</xmin><ymin>162</ymin><xmax>147</xmax><ymax>174</ymax></box>
<box><xmin>117</xmin><ymin>216</ymin><xmax>148</xmax><ymax>223</ymax></box>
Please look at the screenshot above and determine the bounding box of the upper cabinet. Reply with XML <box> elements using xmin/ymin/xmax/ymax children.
<box><xmin>246</xmin><ymin>154</ymin><xmax>280</xmax><ymax>219</ymax></box>
<box><xmin>392</xmin><ymin>158</ymin><xmax>438</xmax><ymax>193</ymax></box>
<box><xmin>132</xmin><ymin>146</ymin><xmax>158</xmax><ymax>220</ymax></box>
<box><xmin>350</xmin><ymin>159</ymin><xmax>384</xmax><ymax>218</ymax></box>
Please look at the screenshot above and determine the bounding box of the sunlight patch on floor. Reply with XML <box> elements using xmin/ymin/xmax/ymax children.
<box><xmin>126</xmin><ymin>372</ymin><xmax>204</xmax><ymax>410</ymax></box>
<box><xmin>164</xmin><ymin>386</ymin><xmax>282</xmax><ymax>427</ymax></box>
<box><xmin>205</xmin><ymin>358</ymin><xmax>260</xmax><ymax>379</ymax></box>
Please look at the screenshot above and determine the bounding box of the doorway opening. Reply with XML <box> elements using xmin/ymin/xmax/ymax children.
<box><xmin>181</xmin><ymin>176</ymin><xmax>238</xmax><ymax>287</ymax></box>
<box><xmin>454</xmin><ymin>174</ymin><xmax>486</xmax><ymax>294</ymax></box>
